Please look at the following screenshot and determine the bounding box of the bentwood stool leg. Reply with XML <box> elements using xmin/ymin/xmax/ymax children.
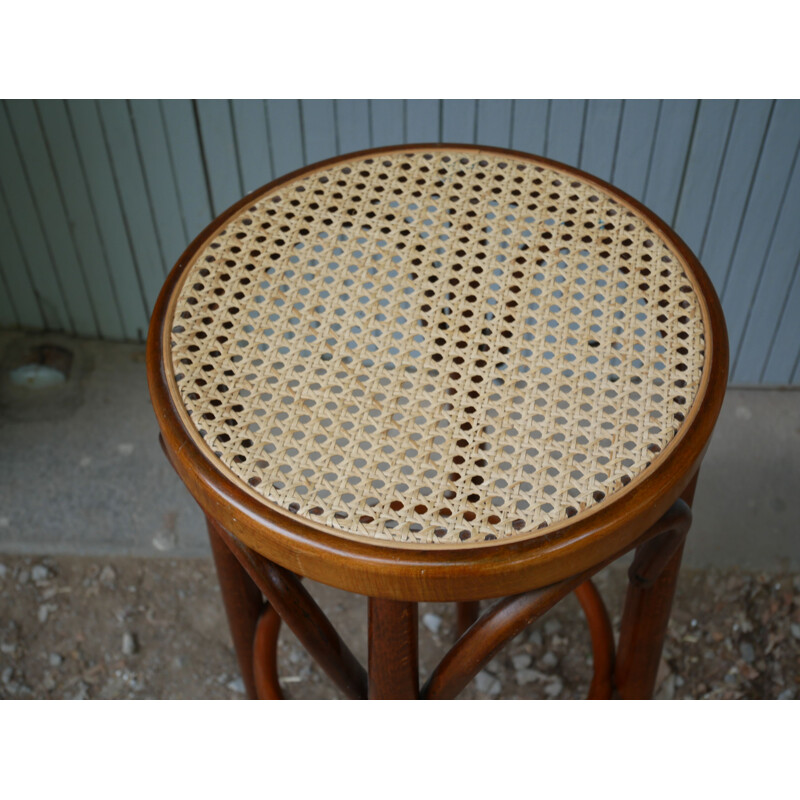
<box><xmin>207</xmin><ymin>517</ymin><xmax>263</xmax><ymax>699</ymax></box>
<box><xmin>253</xmin><ymin>605</ymin><xmax>284</xmax><ymax>700</ymax></box>
<box><xmin>615</xmin><ymin>475</ymin><xmax>698</xmax><ymax>699</ymax></box>
<box><xmin>368</xmin><ymin>599</ymin><xmax>420</xmax><ymax>699</ymax></box>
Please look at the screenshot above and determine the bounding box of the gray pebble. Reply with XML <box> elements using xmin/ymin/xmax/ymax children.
<box><xmin>527</xmin><ymin>630</ymin><xmax>543</xmax><ymax>648</ymax></box>
<box><xmin>657</xmin><ymin>674</ymin><xmax>677</xmax><ymax>700</ymax></box>
<box><xmin>486</xmin><ymin>680</ymin><xmax>502</xmax><ymax>697</ymax></box>
<box><xmin>544</xmin><ymin>619</ymin><xmax>562</xmax><ymax>636</ymax></box>
<box><xmin>1</xmin><ymin>667</ymin><xmax>13</xmax><ymax>684</ymax></box>
<box><xmin>152</xmin><ymin>530</ymin><xmax>177</xmax><ymax>552</ymax></box>
<box><xmin>516</xmin><ymin>668</ymin><xmax>548</xmax><ymax>686</ymax></box>
<box><xmin>511</xmin><ymin>653</ymin><xmax>532</xmax><ymax>670</ymax></box>
<box><xmin>485</xmin><ymin>657</ymin><xmax>502</xmax><ymax>674</ymax></box>
<box><xmin>32</xmin><ymin>565</ymin><xmax>51</xmax><ymax>583</ymax></box>
<box><xmin>122</xmin><ymin>632</ymin><xmax>138</xmax><ymax>656</ymax></box>
<box><xmin>226</xmin><ymin>677</ymin><xmax>246</xmax><ymax>694</ymax></box>
<box><xmin>0</xmin><ymin>563</ymin><xmax>7</xmax><ymax>579</ymax></box>
<box><xmin>99</xmin><ymin>565</ymin><xmax>117</xmax><ymax>587</ymax></box>
<box><xmin>474</xmin><ymin>670</ymin><xmax>502</xmax><ymax>696</ymax></box>
<box><xmin>543</xmin><ymin>677</ymin><xmax>564</xmax><ymax>698</ymax></box>
<box><xmin>422</xmin><ymin>612</ymin><xmax>443</xmax><ymax>635</ymax></box>
<box><xmin>71</xmin><ymin>681</ymin><xmax>90</xmax><ymax>700</ymax></box>
<box><xmin>48</xmin><ymin>653</ymin><xmax>63</xmax><ymax>668</ymax></box>
<box><xmin>739</xmin><ymin>642</ymin><xmax>755</xmax><ymax>664</ymax></box>
<box><xmin>777</xmin><ymin>688</ymin><xmax>796</xmax><ymax>700</ymax></box>
<box><xmin>539</xmin><ymin>651</ymin><xmax>558</xmax><ymax>669</ymax></box>
<box><xmin>790</xmin><ymin>623</ymin><xmax>800</xmax><ymax>641</ymax></box>
<box><xmin>17</xmin><ymin>569</ymin><xmax>30</xmax><ymax>585</ymax></box>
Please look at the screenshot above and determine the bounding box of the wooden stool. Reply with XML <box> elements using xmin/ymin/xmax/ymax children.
<box><xmin>147</xmin><ymin>145</ymin><xmax>727</xmax><ymax>699</ymax></box>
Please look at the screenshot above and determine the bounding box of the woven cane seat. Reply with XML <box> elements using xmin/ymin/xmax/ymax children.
<box><xmin>165</xmin><ymin>147</ymin><xmax>708</xmax><ymax>547</ymax></box>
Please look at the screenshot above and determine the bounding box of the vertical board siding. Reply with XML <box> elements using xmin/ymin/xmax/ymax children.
<box><xmin>97</xmin><ymin>99</ymin><xmax>167</xmax><ymax>320</ymax></box>
<box><xmin>442</xmin><ymin>100</ymin><xmax>476</xmax><ymax>143</ymax></box>
<box><xmin>643</xmin><ymin>100</ymin><xmax>698</xmax><ymax>224</ymax></box>
<box><xmin>510</xmin><ymin>100</ymin><xmax>548</xmax><ymax>156</ymax></box>
<box><xmin>129</xmin><ymin>100</ymin><xmax>191</xmax><ymax>275</ymax></box>
<box><xmin>1</xmin><ymin>99</ymin><xmax>798</xmax><ymax>384</ymax></box>
<box><xmin>0</xmin><ymin>186</ymin><xmax>41</xmax><ymax>329</ymax></box>
<box><xmin>369</xmin><ymin>99</ymin><xmax>403</xmax><ymax>147</ymax></box>
<box><xmin>579</xmin><ymin>99</ymin><xmax>623</xmax><ymax>179</ymax></box>
<box><xmin>67</xmin><ymin>100</ymin><xmax>150</xmax><ymax>340</ymax></box>
<box><xmin>672</xmin><ymin>100</ymin><xmax>737</xmax><ymax>255</ymax></box>
<box><xmin>335</xmin><ymin>100</ymin><xmax>371</xmax><ymax>155</ymax></box>
<box><xmin>699</xmin><ymin>100</ymin><xmax>773</xmax><ymax>290</ymax></box>
<box><xmin>762</xmin><ymin>261</ymin><xmax>800</xmax><ymax>384</ymax></box>
<box><xmin>36</xmin><ymin>100</ymin><xmax>125</xmax><ymax>341</ymax></box>
<box><xmin>301</xmin><ymin>99</ymin><xmax>337</xmax><ymax>164</ymax></box>
<box><xmin>0</xmin><ymin>255</ymin><xmax>18</xmax><ymax>327</ymax></box>
<box><xmin>719</xmin><ymin>100</ymin><xmax>800</xmax><ymax>367</ymax></box>
<box><xmin>476</xmin><ymin>100</ymin><xmax>513</xmax><ymax>149</ymax></box>
<box><xmin>5</xmin><ymin>100</ymin><xmax>102</xmax><ymax>338</ymax></box>
<box><xmin>734</xmin><ymin>150</ymin><xmax>800</xmax><ymax>383</ymax></box>
<box><xmin>265</xmin><ymin>99</ymin><xmax>304</xmax><ymax>177</ymax></box>
<box><xmin>231</xmin><ymin>100</ymin><xmax>273</xmax><ymax>195</ymax></box>
<box><xmin>194</xmin><ymin>100</ymin><xmax>242</xmax><ymax>216</ymax></box>
<box><xmin>545</xmin><ymin>100</ymin><xmax>586</xmax><ymax>166</ymax></box>
<box><xmin>160</xmin><ymin>99</ymin><xmax>214</xmax><ymax>248</ymax></box>
<box><xmin>405</xmin><ymin>100</ymin><xmax>439</xmax><ymax>143</ymax></box>
<box><xmin>1</xmin><ymin>101</ymin><xmax>87</xmax><ymax>335</ymax></box>
<box><xmin>610</xmin><ymin>100</ymin><xmax>660</xmax><ymax>199</ymax></box>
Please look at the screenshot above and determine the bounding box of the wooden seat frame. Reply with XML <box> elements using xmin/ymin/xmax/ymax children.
<box><xmin>147</xmin><ymin>144</ymin><xmax>728</xmax><ymax>700</ymax></box>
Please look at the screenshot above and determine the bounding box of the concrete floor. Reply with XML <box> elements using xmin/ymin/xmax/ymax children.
<box><xmin>0</xmin><ymin>331</ymin><xmax>798</xmax><ymax>570</ymax></box>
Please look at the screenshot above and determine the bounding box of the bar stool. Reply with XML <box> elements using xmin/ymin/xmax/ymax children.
<box><xmin>147</xmin><ymin>145</ymin><xmax>727</xmax><ymax>699</ymax></box>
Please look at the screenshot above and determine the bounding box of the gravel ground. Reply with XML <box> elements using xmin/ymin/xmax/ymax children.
<box><xmin>0</xmin><ymin>555</ymin><xmax>797</xmax><ymax>700</ymax></box>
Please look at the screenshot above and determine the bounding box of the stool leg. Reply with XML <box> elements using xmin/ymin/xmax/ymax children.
<box><xmin>368</xmin><ymin>598</ymin><xmax>419</xmax><ymax>699</ymax></box>
<box><xmin>455</xmin><ymin>601</ymin><xmax>481</xmax><ymax>638</ymax></box>
<box><xmin>207</xmin><ymin>517</ymin><xmax>263</xmax><ymax>699</ymax></box>
<box><xmin>253</xmin><ymin>605</ymin><xmax>284</xmax><ymax>700</ymax></box>
<box><xmin>575</xmin><ymin>579</ymin><xmax>615</xmax><ymax>699</ymax></box>
<box><xmin>614</xmin><ymin>475</ymin><xmax>698</xmax><ymax>699</ymax></box>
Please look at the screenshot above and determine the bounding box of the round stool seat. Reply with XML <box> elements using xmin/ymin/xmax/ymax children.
<box><xmin>163</xmin><ymin>146</ymin><xmax>708</xmax><ymax>545</ymax></box>
<box><xmin>149</xmin><ymin>143</ymin><xmax>728</xmax><ymax>699</ymax></box>
<box><xmin>150</xmin><ymin>144</ymin><xmax>726</xmax><ymax>600</ymax></box>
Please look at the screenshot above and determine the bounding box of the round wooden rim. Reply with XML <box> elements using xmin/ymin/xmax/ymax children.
<box><xmin>147</xmin><ymin>144</ymin><xmax>728</xmax><ymax>600</ymax></box>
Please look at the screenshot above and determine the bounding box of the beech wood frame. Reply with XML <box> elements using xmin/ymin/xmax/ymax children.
<box><xmin>147</xmin><ymin>144</ymin><xmax>728</xmax><ymax>699</ymax></box>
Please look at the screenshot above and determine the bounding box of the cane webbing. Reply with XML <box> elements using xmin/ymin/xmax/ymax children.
<box><xmin>167</xmin><ymin>148</ymin><xmax>707</xmax><ymax>546</ymax></box>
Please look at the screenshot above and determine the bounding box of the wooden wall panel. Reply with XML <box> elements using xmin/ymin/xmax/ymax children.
<box><xmin>1</xmin><ymin>99</ymin><xmax>798</xmax><ymax>385</ymax></box>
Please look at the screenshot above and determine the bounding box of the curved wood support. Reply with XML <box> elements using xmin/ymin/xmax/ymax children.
<box><xmin>253</xmin><ymin>605</ymin><xmax>284</xmax><ymax>700</ymax></box>
<box><xmin>574</xmin><ymin>579</ymin><xmax>615</xmax><ymax>699</ymax></box>
<box><xmin>213</xmin><ymin>522</ymin><xmax>368</xmax><ymax>700</ymax></box>
<box><xmin>423</xmin><ymin>497</ymin><xmax>693</xmax><ymax>700</ymax></box>
<box><xmin>207</xmin><ymin>494</ymin><xmax>692</xmax><ymax>702</ymax></box>
<box><xmin>422</xmin><ymin>575</ymin><xmax>584</xmax><ymax>700</ymax></box>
